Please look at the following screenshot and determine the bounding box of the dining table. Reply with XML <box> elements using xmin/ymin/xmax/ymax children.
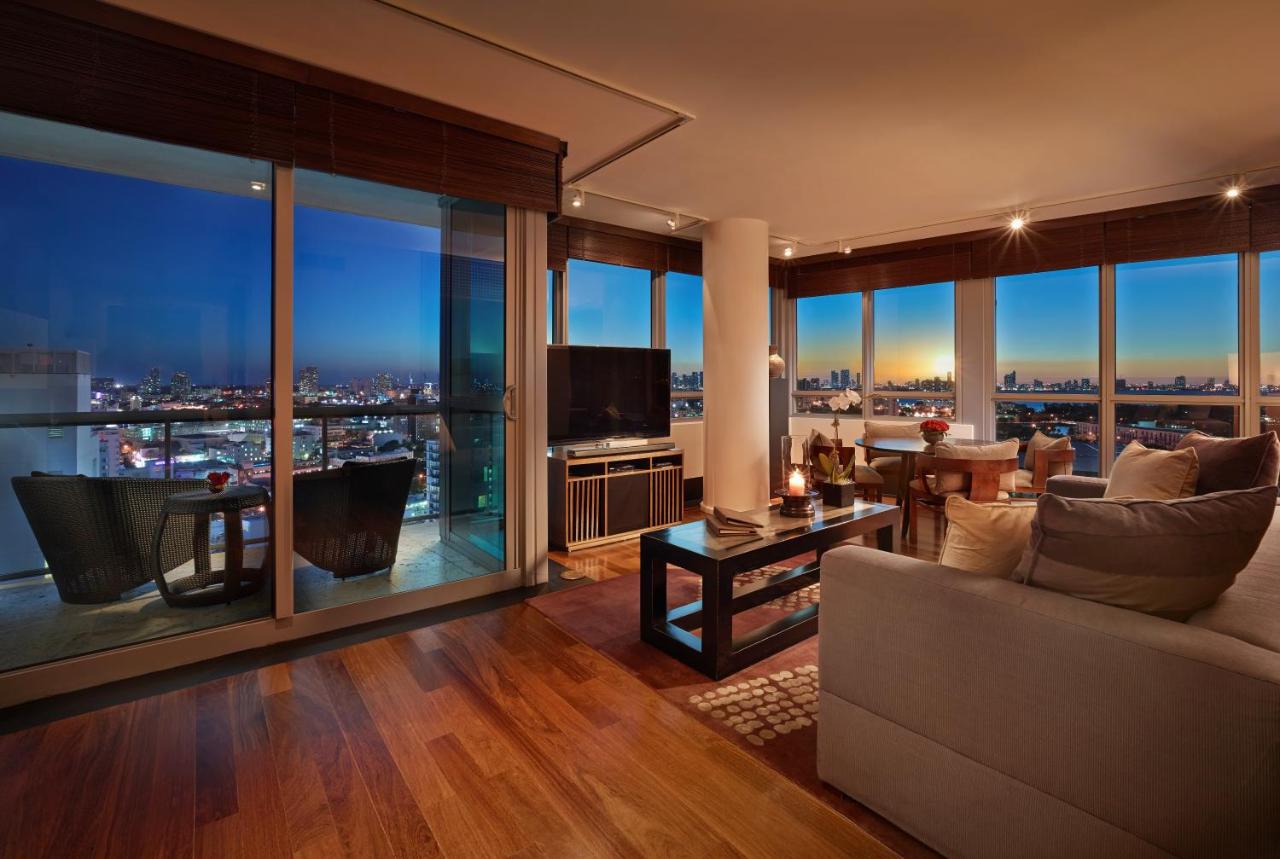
<box><xmin>852</xmin><ymin>436</ymin><xmax>1015</xmax><ymax>533</ymax></box>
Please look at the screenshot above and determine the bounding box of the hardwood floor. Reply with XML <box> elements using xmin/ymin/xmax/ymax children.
<box><xmin>1</xmin><ymin>497</ymin><xmax>938</xmax><ymax>858</ymax></box>
<box><xmin>0</xmin><ymin>605</ymin><xmax>895</xmax><ymax>858</ymax></box>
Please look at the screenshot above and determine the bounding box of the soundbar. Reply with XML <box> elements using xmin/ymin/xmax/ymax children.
<box><xmin>563</xmin><ymin>441</ymin><xmax>676</xmax><ymax>458</ymax></box>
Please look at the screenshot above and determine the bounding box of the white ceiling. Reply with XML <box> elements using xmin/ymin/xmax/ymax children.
<box><xmin>110</xmin><ymin>0</ymin><xmax>1280</xmax><ymax>257</ymax></box>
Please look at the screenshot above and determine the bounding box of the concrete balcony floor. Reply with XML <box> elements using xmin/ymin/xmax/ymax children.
<box><xmin>0</xmin><ymin>520</ymin><xmax>495</xmax><ymax>674</ymax></box>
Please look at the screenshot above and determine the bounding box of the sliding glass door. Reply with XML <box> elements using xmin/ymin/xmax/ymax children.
<box><xmin>439</xmin><ymin>201</ymin><xmax>508</xmax><ymax>569</ymax></box>
<box><xmin>292</xmin><ymin>173</ymin><xmax>508</xmax><ymax>613</ymax></box>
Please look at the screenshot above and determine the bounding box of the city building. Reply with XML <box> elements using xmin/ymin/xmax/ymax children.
<box><xmin>169</xmin><ymin>370</ymin><xmax>192</xmax><ymax>402</ymax></box>
<box><xmin>297</xmin><ymin>365</ymin><xmax>320</xmax><ymax>397</ymax></box>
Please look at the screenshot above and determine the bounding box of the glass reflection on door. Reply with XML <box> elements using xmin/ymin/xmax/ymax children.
<box><xmin>292</xmin><ymin>173</ymin><xmax>506</xmax><ymax>614</ymax></box>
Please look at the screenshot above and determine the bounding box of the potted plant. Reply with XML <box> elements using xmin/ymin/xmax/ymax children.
<box><xmin>826</xmin><ymin>388</ymin><xmax>862</xmax><ymax>443</ymax></box>
<box><xmin>920</xmin><ymin>418</ymin><xmax>950</xmax><ymax>447</ymax></box>
<box><xmin>816</xmin><ymin>448</ymin><xmax>859</xmax><ymax>507</ymax></box>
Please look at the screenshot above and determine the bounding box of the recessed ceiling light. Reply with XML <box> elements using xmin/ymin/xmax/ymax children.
<box><xmin>249</xmin><ymin>180</ymin><xmax>267</xmax><ymax>192</ymax></box>
<box><xmin>783</xmin><ymin>245</ymin><xmax>794</xmax><ymax>258</ymax></box>
<box><xmin>1009</xmin><ymin>216</ymin><xmax>1026</xmax><ymax>231</ymax></box>
<box><xmin>1225</xmin><ymin>186</ymin><xmax>1242</xmax><ymax>199</ymax></box>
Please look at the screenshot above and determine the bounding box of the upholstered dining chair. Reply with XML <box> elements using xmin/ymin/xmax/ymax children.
<box><xmin>1013</xmin><ymin>447</ymin><xmax>1076</xmax><ymax>495</ymax></box>
<box><xmin>907</xmin><ymin>442</ymin><xmax>1020</xmax><ymax>540</ymax></box>
<box><xmin>863</xmin><ymin>420</ymin><xmax>922</xmax><ymax>497</ymax></box>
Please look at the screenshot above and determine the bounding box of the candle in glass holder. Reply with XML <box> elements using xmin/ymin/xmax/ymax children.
<box><xmin>787</xmin><ymin>468</ymin><xmax>806</xmax><ymax>496</ymax></box>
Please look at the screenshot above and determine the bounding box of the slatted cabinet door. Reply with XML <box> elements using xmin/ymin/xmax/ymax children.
<box><xmin>650</xmin><ymin>464</ymin><xmax>683</xmax><ymax>528</ymax></box>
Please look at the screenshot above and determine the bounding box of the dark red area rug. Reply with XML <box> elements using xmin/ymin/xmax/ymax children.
<box><xmin>527</xmin><ymin>565</ymin><xmax>938</xmax><ymax>859</ymax></box>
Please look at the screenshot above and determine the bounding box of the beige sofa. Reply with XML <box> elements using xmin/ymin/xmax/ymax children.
<box><xmin>817</xmin><ymin>503</ymin><xmax>1280</xmax><ymax>859</ymax></box>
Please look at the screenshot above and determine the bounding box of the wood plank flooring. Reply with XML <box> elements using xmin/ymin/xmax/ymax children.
<box><xmin>1</xmin><ymin>496</ymin><xmax>942</xmax><ymax>858</ymax></box>
<box><xmin>0</xmin><ymin>604</ymin><xmax>897</xmax><ymax>858</ymax></box>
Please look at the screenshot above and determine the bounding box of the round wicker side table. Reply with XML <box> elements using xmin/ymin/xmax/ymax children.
<box><xmin>150</xmin><ymin>484</ymin><xmax>271</xmax><ymax>607</ymax></box>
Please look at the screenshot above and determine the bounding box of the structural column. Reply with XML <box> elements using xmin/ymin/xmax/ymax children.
<box><xmin>702</xmin><ymin>218</ymin><xmax>771</xmax><ymax>511</ymax></box>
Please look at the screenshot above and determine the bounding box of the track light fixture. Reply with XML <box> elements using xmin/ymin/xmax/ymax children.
<box><xmin>1009</xmin><ymin>214</ymin><xmax>1026</xmax><ymax>231</ymax></box>
<box><xmin>1225</xmin><ymin>185</ymin><xmax>1242</xmax><ymax>199</ymax></box>
<box><xmin>783</xmin><ymin>244</ymin><xmax>794</xmax><ymax>258</ymax></box>
<box><xmin>667</xmin><ymin>213</ymin><xmax>680</xmax><ymax>230</ymax></box>
<box><xmin>570</xmin><ymin>189</ymin><xmax>584</xmax><ymax>208</ymax></box>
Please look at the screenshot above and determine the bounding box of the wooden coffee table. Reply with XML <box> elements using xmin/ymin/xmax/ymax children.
<box><xmin>640</xmin><ymin>500</ymin><xmax>899</xmax><ymax>679</ymax></box>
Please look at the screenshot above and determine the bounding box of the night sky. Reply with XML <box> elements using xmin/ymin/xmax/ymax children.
<box><xmin>0</xmin><ymin>156</ymin><xmax>497</xmax><ymax>387</ymax></box>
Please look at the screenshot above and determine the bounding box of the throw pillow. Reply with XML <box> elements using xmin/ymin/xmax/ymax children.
<box><xmin>939</xmin><ymin>497</ymin><xmax>1037</xmax><ymax>577</ymax></box>
<box><xmin>1174</xmin><ymin>430</ymin><xmax>1280</xmax><ymax>494</ymax></box>
<box><xmin>1012</xmin><ymin>486</ymin><xmax>1277</xmax><ymax>620</ymax></box>
<box><xmin>1104</xmin><ymin>442</ymin><xmax>1198</xmax><ymax>500</ymax></box>
<box><xmin>932</xmin><ymin>438</ymin><xmax>1020</xmax><ymax>493</ymax></box>
<box><xmin>1024</xmin><ymin>430</ymin><xmax>1073</xmax><ymax>477</ymax></box>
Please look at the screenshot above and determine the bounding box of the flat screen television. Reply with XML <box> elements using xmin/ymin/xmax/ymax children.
<box><xmin>547</xmin><ymin>345</ymin><xmax>671</xmax><ymax>445</ymax></box>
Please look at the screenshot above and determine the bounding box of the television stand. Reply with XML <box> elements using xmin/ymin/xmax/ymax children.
<box><xmin>549</xmin><ymin>447</ymin><xmax>684</xmax><ymax>551</ymax></box>
<box><xmin>562</xmin><ymin>440</ymin><xmax>676</xmax><ymax>458</ymax></box>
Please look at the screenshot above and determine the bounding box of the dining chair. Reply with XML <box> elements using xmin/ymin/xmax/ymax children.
<box><xmin>1013</xmin><ymin>447</ymin><xmax>1076</xmax><ymax>495</ymax></box>
<box><xmin>907</xmin><ymin>454</ymin><xmax>1019</xmax><ymax>541</ymax></box>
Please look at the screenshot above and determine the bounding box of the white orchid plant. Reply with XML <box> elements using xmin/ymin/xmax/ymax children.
<box><xmin>826</xmin><ymin>388</ymin><xmax>862</xmax><ymax>442</ymax></box>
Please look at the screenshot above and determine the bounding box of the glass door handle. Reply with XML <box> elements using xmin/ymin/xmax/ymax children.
<box><xmin>502</xmin><ymin>384</ymin><xmax>517</xmax><ymax>422</ymax></box>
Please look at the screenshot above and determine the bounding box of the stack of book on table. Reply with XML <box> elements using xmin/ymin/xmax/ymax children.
<box><xmin>705</xmin><ymin>506</ymin><xmax>770</xmax><ymax>538</ymax></box>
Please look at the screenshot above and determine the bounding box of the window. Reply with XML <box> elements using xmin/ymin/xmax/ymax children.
<box><xmin>567</xmin><ymin>259</ymin><xmax>651</xmax><ymax>347</ymax></box>
<box><xmin>1114</xmin><ymin>403</ymin><xmax>1239</xmax><ymax>457</ymax></box>
<box><xmin>992</xmin><ymin>268</ymin><xmax>1102</xmax><ymax>475</ymax></box>
<box><xmin>871</xmin><ymin>398</ymin><xmax>956</xmax><ymax>419</ymax></box>
<box><xmin>293</xmin><ymin>170</ymin><xmax>506</xmax><ymax>612</ymax></box>
<box><xmin>996</xmin><ymin>267</ymin><xmax>1099</xmax><ymax>393</ymax></box>
<box><xmin>995</xmin><ymin>401</ymin><xmax>1101</xmax><ymax>476</ymax></box>
<box><xmin>794</xmin><ymin>293</ymin><xmax>862</xmax><ymax>413</ymax></box>
<box><xmin>1263</xmin><ymin>405</ymin><xmax>1280</xmax><ymax>434</ymax></box>
<box><xmin>0</xmin><ymin>111</ymin><xmax>272</xmax><ymax>670</ymax></box>
<box><xmin>1261</xmin><ymin>252</ymin><xmax>1280</xmax><ymax>395</ymax></box>
<box><xmin>665</xmin><ymin>272</ymin><xmax>704</xmax><ymax>419</ymax></box>
<box><xmin>874</xmin><ymin>282</ymin><xmax>955</xmax><ymax>393</ymax></box>
<box><xmin>1115</xmin><ymin>255</ymin><xmax>1239</xmax><ymax>395</ymax></box>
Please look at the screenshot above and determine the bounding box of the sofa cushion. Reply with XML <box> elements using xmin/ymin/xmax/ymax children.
<box><xmin>932</xmin><ymin>439</ymin><xmax>1020</xmax><ymax>493</ymax></box>
<box><xmin>1104</xmin><ymin>442</ymin><xmax>1198</xmax><ymax>500</ymax></box>
<box><xmin>938</xmin><ymin>497</ymin><xmax>1036</xmax><ymax>577</ymax></box>
<box><xmin>1188</xmin><ymin>504</ymin><xmax>1280</xmax><ymax>653</ymax></box>
<box><xmin>1014</xmin><ymin>486</ymin><xmax>1276</xmax><ymax>620</ymax></box>
<box><xmin>1174</xmin><ymin>430</ymin><xmax>1280</xmax><ymax>494</ymax></box>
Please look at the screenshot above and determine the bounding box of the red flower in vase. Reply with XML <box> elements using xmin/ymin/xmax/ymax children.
<box><xmin>206</xmin><ymin>471</ymin><xmax>233</xmax><ymax>493</ymax></box>
<box><xmin>920</xmin><ymin>419</ymin><xmax>950</xmax><ymax>434</ymax></box>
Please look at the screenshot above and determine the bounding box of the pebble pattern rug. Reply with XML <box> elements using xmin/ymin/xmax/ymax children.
<box><xmin>528</xmin><ymin>562</ymin><xmax>939</xmax><ymax>859</ymax></box>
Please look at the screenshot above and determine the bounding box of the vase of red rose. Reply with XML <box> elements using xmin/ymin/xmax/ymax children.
<box><xmin>919</xmin><ymin>418</ymin><xmax>950</xmax><ymax>448</ymax></box>
<box><xmin>206</xmin><ymin>471</ymin><xmax>232</xmax><ymax>493</ymax></box>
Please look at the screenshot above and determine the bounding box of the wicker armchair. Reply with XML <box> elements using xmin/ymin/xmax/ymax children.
<box><xmin>11</xmin><ymin>474</ymin><xmax>212</xmax><ymax>604</ymax></box>
<box><xmin>293</xmin><ymin>458</ymin><xmax>417</xmax><ymax>578</ymax></box>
